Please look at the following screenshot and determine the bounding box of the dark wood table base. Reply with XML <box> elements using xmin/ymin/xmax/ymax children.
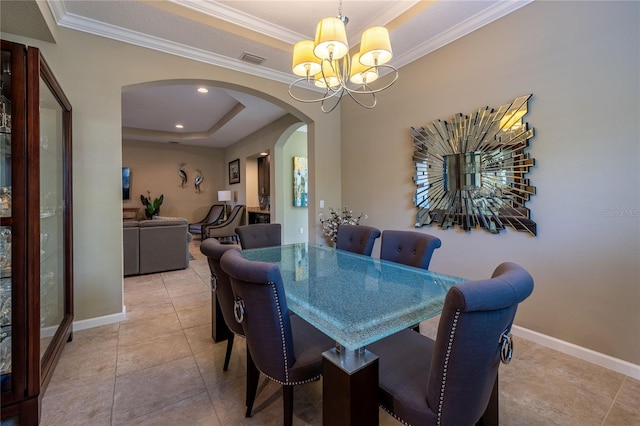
<box><xmin>322</xmin><ymin>348</ymin><xmax>379</xmax><ymax>426</ymax></box>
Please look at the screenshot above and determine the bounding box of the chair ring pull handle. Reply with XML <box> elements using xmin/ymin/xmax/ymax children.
<box><xmin>234</xmin><ymin>298</ymin><xmax>245</xmax><ymax>323</ymax></box>
<box><xmin>500</xmin><ymin>331</ymin><xmax>513</xmax><ymax>364</ymax></box>
<box><xmin>210</xmin><ymin>275</ymin><xmax>218</xmax><ymax>291</ymax></box>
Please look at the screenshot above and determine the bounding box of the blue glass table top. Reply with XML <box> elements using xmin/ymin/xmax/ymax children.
<box><xmin>241</xmin><ymin>243</ymin><xmax>466</xmax><ymax>351</ymax></box>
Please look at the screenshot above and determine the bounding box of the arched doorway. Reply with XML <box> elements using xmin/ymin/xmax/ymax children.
<box><xmin>121</xmin><ymin>79</ymin><xmax>311</xmax><ymax>236</ymax></box>
<box><xmin>274</xmin><ymin>123</ymin><xmax>308</xmax><ymax>243</ymax></box>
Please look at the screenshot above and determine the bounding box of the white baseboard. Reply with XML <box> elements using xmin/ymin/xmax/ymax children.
<box><xmin>512</xmin><ymin>325</ymin><xmax>640</xmax><ymax>380</ymax></box>
<box><xmin>72</xmin><ymin>306</ymin><xmax>126</xmax><ymax>332</ymax></box>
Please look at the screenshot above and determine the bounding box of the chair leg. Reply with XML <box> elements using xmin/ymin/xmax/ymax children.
<box><xmin>245</xmin><ymin>346</ymin><xmax>260</xmax><ymax>417</ymax></box>
<box><xmin>223</xmin><ymin>334</ymin><xmax>234</xmax><ymax>371</ymax></box>
<box><xmin>283</xmin><ymin>385</ymin><xmax>294</xmax><ymax>426</ymax></box>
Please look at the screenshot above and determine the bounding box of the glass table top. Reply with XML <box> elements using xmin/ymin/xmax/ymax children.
<box><xmin>241</xmin><ymin>243</ymin><xmax>466</xmax><ymax>351</ymax></box>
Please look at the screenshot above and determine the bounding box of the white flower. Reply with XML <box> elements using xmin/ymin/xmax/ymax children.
<box><xmin>319</xmin><ymin>206</ymin><xmax>367</xmax><ymax>242</ymax></box>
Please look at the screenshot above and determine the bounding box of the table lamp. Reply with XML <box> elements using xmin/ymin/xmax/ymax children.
<box><xmin>218</xmin><ymin>190</ymin><xmax>232</xmax><ymax>221</ymax></box>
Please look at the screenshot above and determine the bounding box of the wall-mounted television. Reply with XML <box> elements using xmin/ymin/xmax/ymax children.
<box><xmin>122</xmin><ymin>167</ymin><xmax>131</xmax><ymax>200</ymax></box>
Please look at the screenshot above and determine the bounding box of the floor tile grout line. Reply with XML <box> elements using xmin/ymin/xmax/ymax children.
<box><xmin>600</xmin><ymin>375</ymin><xmax>626</xmax><ymax>426</ymax></box>
<box><xmin>110</xmin><ymin>321</ymin><xmax>122</xmax><ymax>426</ymax></box>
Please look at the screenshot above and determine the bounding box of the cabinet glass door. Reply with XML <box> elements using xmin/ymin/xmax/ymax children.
<box><xmin>0</xmin><ymin>45</ymin><xmax>12</xmax><ymax>396</ymax></box>
<box><xmin>39</xmin><ymin>73</ymin><xmax>65</xmax><ymax>359</ymax></box>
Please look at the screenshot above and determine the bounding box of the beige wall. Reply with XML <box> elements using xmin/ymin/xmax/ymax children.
<box><xmin>122</xmin><ymin>140</ymin><xmax>225</xmax><ymax>222</ymax></box>
<box><xmin>3</xmin><ymin>23</ymin><xmax>341</xmax><ymax>322</ymax></box>
<box><xmin>341</xmin><ymin>1</ymin><xmax>639</xmax><ymax>364</ymax></box>
<box><xmin>281</xmin><ymin>128</ymin><xmax>309</xmax><ymax>244</ymax></box>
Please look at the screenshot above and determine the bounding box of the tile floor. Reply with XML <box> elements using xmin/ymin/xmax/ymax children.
<box><xmin>40</xmin><ymin>240</ymin><xmax>640</xmax><ymax>425</ymax></box>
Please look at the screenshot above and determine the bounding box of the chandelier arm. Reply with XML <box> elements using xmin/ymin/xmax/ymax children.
<box><xmin>344</xmin><ymin>65</ymin><xmax>399</xmax><ymax>95</ymax></box>
<box><xmin>321</xmin><ymin>92</ymin><xmax>343</xmax><ymax>113</ymax></box>
<box><xmin>288</xmin><ymin>78</ymin><xmax>342</xmax><ymax>103</ymax></box>
<box><xmin>319</xmin><ymin>57</ymin><xmax>351</xmax><ymax>94</ymax></box>
<box><xmin>344</xmin><ymin>85</ymin><xmax>377</xmax><ymax>109</ymax></box>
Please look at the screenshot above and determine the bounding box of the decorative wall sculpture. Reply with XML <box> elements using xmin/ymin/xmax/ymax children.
<box><xmin>178</xmin><ymin>163</ymin><xmax>187</xmax><ymax>187</ymax></box>
<box><xmin>194</xmin><ymin>169</ymin><xmax>204</xmax><ymax>193</ymax></box>
<box><xmin>412</xmin><ymin>94</ymin><xmax>536</xmax><ymax>235</ymax></box>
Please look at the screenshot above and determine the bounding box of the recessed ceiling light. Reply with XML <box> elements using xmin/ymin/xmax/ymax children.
<box><xmin>260</xmin><ymin>152</ymin><xmax>268</xmax><ymax>156</ymax></box>
<box><xmin>197</xmin><ymin>87</ymin><xmax>208</xmax><ymax>93</ymax></box>
<box><xmin>175</xmin><ymin>124</ymin><xmax>184</xmax><ymax>129</ymax></box>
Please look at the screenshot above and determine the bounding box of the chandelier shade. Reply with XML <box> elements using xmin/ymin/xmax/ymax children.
<box><xmin>359</xmin><ymin>27</ymin><xmax>393</xmax><ymax>66</ymax></box>
<box><xmin>350</xmin><ymin>53</ymin><xmax>379</xmax><ymax>85</ymax></box>
<box><xmin>288</xmin><ymin>2</ymin><xmax>398</xmax><ymax>113</ymax></box>
<box><xmin>292</xmin><ymin>40</ymin><xmax>322</xmax><ymax>77</ymax></box>
<box><xmin>315</xmin><ymin>61</ymin><xmax>341</xmax><ymax>88</ymax></box>
<box><xmin>314</xmin><ymin>17</ymin><xmax>349</xmax><ymax>61</ymax></box>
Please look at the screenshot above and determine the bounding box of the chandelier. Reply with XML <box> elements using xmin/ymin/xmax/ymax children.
<box><xmin>288</xmin><ymin>1</ymin><xmax>399</xmax><ymax>113</ymax></box>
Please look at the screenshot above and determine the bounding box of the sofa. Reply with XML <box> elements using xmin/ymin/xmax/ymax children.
<box><xmin>123</xmin><ymin>218</ymin><xmax>192</xmax><ymax>275</ymax></box>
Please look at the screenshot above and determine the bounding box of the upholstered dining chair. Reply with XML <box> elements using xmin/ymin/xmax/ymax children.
<box><xmin>199</xmin><ymin>238</ymin><xmax>260</xmax><ymax>412</ymax></box>
<box><xmin>220</xmin><ymin>249</ymin><xmax>335</xmax><ymax>425</ymax></box>
<box><xmin>367</xmin><ymin>262</ymin><xmax>534</xmax><ymax>426</ymax></box>
<box><xmin>380</xmin><ymin>230</ymin><xmax>442</xmax><ymax>332</ymax></box>
<box><xmin>204</xmin><ymin>204</ymin><xmax>245</xmax><ymax>242</ymax></box>
<box><xmin>235</xmin><ymin>223</ymin><xmax>282</xmax><ymax>249</ymax></box>
<box><xmin>199</xmin><ymin>238</ymin><xmax>243</xmax><ymax>370</ymax></box>
<box><xmin>335</xmin><ymin>224</ymin><xmax>381</xmax><ymax>256</ymax></box>
<box><xmin>380</xmin><ymin>230</ymin><xmax>442</xmax><ymax>270</ymax></box>
<box><xmin>188</xmin><ymin>204</ymin><xmax>225</xmax><ymax>238</ymax></box>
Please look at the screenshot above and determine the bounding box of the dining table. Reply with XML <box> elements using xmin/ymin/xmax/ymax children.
<box><xmin>239</xmin><ymin>243</ymin><xmax>495</xmax><ymax>426</ymax></box>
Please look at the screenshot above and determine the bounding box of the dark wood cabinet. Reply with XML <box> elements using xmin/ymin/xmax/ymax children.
<box><xmin>1</xmin><ymin>40</ymin><xmax>73</xmax><ymax>426</ymax></box>
<box><xmin>248</xmin><ymin>209</ymin><xmax>271</xmax><ymax>224</ymax></box>
<box><xmin>257</xmin><ymin>155</ymin><xmax>270</xmax><ymax>196</ymax></box>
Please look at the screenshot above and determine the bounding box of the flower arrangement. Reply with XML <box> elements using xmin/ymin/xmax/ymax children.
<box><xmin>140</xmin><ymin>191</ymin><xmax>164</xmax><ymax>219</ymax></box>
<box><xmin>319</xmin><ymin>206</ymin><xmax>368</xmax><ymax>243</ymax></box>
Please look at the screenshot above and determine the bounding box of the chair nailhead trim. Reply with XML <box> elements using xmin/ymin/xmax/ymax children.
<box><xmin>380</xmin><ymin>405</ymin><xmax>412</xmax><ymax>426</ymax></box>
<box><xmin>269</xmin><ymin>281</ymin><xmax>290</xmax><ymax>383</ymax></box>
<box><xmin>437</xmin><ymin>310</ymin><xmax>460</xmax><ymax>426</ymax></box>
<box><xmin>259</xmin><ymin>370</ymin><xmax>322</xmax><ymax>386</ymax></box>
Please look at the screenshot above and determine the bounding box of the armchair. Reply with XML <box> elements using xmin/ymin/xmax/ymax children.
<box><xmin>203</xmin><ymin>204</ymin><xmax>245</xmax><ymax>243</ymax></box>
<box><xmin>188</xmin><ymin>204</ymin><xmax>225</xmax><ymax>238</ymax></box>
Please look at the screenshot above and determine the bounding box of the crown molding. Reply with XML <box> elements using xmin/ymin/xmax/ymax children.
<box><xmin>393</xmin><ymin>0</ymin><xmax>533</xmax><ymax>69</ymax></box>
<box><xmin>172</xmin><ymin>0</ymin><xmax>306</xmax><ymax>44</ymax></box>
<box><xmin>49</xmin><ymin>4</ymin><xmax>298</xmax><ymax>86</ymax></box>
<box><xmin>46</xmin><ymin>0</ymin><xmax>532</xmax><ymax>89</ymax></box>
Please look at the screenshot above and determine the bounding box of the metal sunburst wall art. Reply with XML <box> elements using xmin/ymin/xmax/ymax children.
<box><xmin>412</xmin><ymin>94</ymin><xmax>536</xmax><ymax>235</ymax></box>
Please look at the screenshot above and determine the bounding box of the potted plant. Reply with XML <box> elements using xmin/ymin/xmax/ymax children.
<box><xmin>140</xmin><ymin>191</ymin><xmax>164</xmax><ymax>219</ymax></box>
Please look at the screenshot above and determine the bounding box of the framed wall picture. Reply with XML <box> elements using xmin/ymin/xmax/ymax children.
<box><xmin>229</xmin><ymin>159</ymin><xmax>240</xmax><ymax>184</ymax></box>
<box><xmin>293</xmin><ymin>156</ymin><xmax>308</xmax><ymax>207</ymax></box>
